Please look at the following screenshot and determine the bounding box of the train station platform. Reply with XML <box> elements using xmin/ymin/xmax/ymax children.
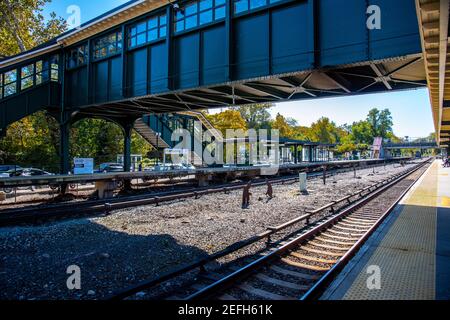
<box><xmin>322</xmin><ymin>160</ymin><xmax>450</xmax><ymax>300</ymax></box>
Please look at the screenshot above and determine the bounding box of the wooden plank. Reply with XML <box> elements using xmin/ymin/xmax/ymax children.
<box><xmin>270</xmin><ymin>265</ymin><xmax>320</xmax><ymax>280</ymax></box>
<box><xmin>319</xmin><ymin>233</ymin><xmax>360</xmax><ymax>243</ymax></box>
<box><xmin>300</xmin><ymin>246</ymin><xmax>343</xmax><ymax>258</ymax></box>
<box><xmin>280</xmin><ymin>258</ymin><xmax>330</xmax><ymax>272</ymax></box>
<box><xmin>238</xmin><ymin>283</ymin><xmax>295</xmax><ymax>300</ymax></box>
<box><xmin>315</xmin><ymin>236</ymin><xmax>356</xmax><ymax>246</ymax></box>
<box><xmin>290</xmin><ymin>252</ymin><xmax>337</xmax><ymax>265</ymax></box>
<box><xmin>308</xmin><ymin>241</ymin><xmax>351</xmax><ymax>252</ymax></box>
<box><xmin>255</xmin><ymin>273</ymin><xmax>309</xmax><ymax>291</ymax></box>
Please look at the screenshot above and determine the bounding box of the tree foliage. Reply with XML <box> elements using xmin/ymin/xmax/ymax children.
<box><xmin>232</xmin><ymin>103</ymin><xmax>273</xmax><ymax>130</ymax></box>
<box><xmin>0</xmin><ymin>0</ymin><xmax>66</xmax><ymax>56</ymax></box>
<box><xmin>271</xmin><ymin>113</ymin><xmax>294</xmax><ymax>138</ymax></box>
<box><xmin>207</xmin><ymin>110</ymin><xmax>248</xmax><ymax>135</ymax></box>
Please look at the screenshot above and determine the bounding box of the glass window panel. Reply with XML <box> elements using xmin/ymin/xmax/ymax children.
<box><xmin>117</xmin><ymin>32</ymin><xmax>122</xmax><ymax>42</ymax></box>
<box><xmin>185</xmin><ymin>15</ymin><xmax>198</xmax><ymax>29</ymax></box>
<box><xmin>36</xmin><ymin>73</ymin><xmax>42</xmax><ymax>85</ymax></box>
<box><xmin>137</xmin><ymin>22</ymin><xmax>146</xmax><ymax>33</ymax></box>
<box><xmin>200</xmin><ymin>10</ymin><xmax>213</xmax><ymax>25</ymax></box>
<box><xmin>159</xmin><ymin>15</ymin><xmax>167</xmax><ymax>26</ymax></box>
<box><xmin>175</xmin><ymin>20</ymin><xmax>184</xmax><ymax>32</ymax></box>
<box><xmin>176</xmin><ymin>10</ymin><xmax>184</xmax><ymax>20</ymax></box>
<box><xmin>130</xmin><ymin>27</ymin><xmax>137</xmax><ymax>36</ymax></box>
<box><xmin>36</xmin><ymin>61</ymin><xmax>43</xmax><ymax>73</ymax></box>
<box><xmin>4</xmin><ymin>70</ymin><xmax>17</xmax><ymax>84</ymax></box>
<box><xmin>216</xmin><ymin>0</ymin><xmax>226</xmax><ymax>5</ymax></box>
<box><xmin>21</xmin><ymin>64</ymin><xmax>34</xmax><ymax>78</ymax></box>
<box><xmin>130</xmin><ymin>37</ymin><xmax>137</xmax><ymax>48</ymax></box>
<box><xmin>4</xmin><ymin>83</ymin><xmax>17</xmax><ymax>96</ymax></box>
<box><xmin>137</xmin><ymin>33</ymin><xmax>146</xmax><ymax>45</ymax></box>
<box><xmin>235</xmin><ymin>0</ymin><xmax>248</xmax><ymax>13</ymax></box>
<box><xmin>148</xmin><ymin>17</ymin><xmax>158</xmax><ymax>29</ymax></box>
<box><xmin>108</xmin><ymin>44</ymin><xmax>116</xmax><ymax>55</ymax></box>
<box><xmin>185</xmin><ymin>3</ymin><xmax>198</xmax><ymax>15</ymax></box>
<box><xmin>159</xmin><ymin>26</ymin><xmax>167</xmax><ymax>37</ymax></box>
<box><xmin>51</xmin><ymin>69</ymin><xmax>59</xmax><ymax>81</ymax></box>
<box><xmin>21</xmin><ymin>77</ymin><xmax>33</xmax><ymax>90</ymax></box>
<box><xmin>215</xmin><ymin>6</ymin><xmax>226</xmax><ymax>19</ymax></box>
<box><xmin>250</xmin><ymin>0</ymin><xmax>267</xmax><ymax>9</ymax></box>
<box><xmin>148</xmin><ymin>29</ymin><xmax>158</xmax><ymax>41</ymax></box>
<box><xmin>200</xmin><ymin>0</ymin><xmax>213</xmax><ymax>11</ymax></box>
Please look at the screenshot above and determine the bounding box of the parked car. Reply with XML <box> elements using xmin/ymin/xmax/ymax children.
<box><xmin>98</xmin><ymin>163</ymin><xmax>124</xmax><ymax>173</ymax></box>
<box><xmin>0</xmin><ymin>165</ymin><xmax>22</xmax><ymax>174</ymax></box>
<box><xmin>20</xmin><ymin>168</ymin><xmax>54</xmax><ymax>176</ymax></box>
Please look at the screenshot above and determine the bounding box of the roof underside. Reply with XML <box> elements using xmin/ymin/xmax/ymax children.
<box><xmin>75</xmin><ymin>55</ymin><xmax>427</xmax><ymax>123</ymax></box>
<box><xmin>416</xmin><ymin>0</ymin><xmax>450</xmax><ymax>147</ymax></box>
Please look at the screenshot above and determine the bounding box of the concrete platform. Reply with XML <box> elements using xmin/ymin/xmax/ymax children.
<box><xmin>321</xmin><ymin>160</ymin><xmax>450</xmax><ymax>300</ymax></box>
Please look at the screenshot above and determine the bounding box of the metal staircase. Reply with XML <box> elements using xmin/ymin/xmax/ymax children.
<box><xmin>134</xmin><ymin>118</ymin><xmax>170</xmax><ymax>149</ymax></box>
<box><xmin>177</xmin><ymin>110</ymin><xmax>223</xmax><ymax>142</ymax></box>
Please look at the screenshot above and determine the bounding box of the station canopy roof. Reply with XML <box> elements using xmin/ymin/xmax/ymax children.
<box><xmin>416</xmin><ymin>0</ymin><xmax>450</xmax><ymax>147</ymax></box>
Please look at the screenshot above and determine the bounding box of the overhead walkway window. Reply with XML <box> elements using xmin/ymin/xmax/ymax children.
<box><xmin>0</xmin><ymin>55</ymin><xmax>59</xmax><ymax>100</ymax></box>
<box><xmin>93</xmin><ymin>31</ymin><xmax>123</xmax><ymax>60</ymax></box>
<box><xmin>174</xmin><ymin>0</ymin><xmax>226</xmax><ymax>33</ymax></box>
<box><xmin>128</xmin><ymin>14</ymin><xmax>167</xmax><ymax>49</ymax></box>
<box><xmin>234</xmin><ymin>0</ymin><xmax>282</xmax><ymax>14</ymax></box>
<box><xmin>67</xmin><ymin>44</ymin><xmax>88</xmax><ymax>69</ymax></box>
<box><xmin>21</xmin><ymin>64</ymin><xmax>34</xmax><ymax>90</ymax></box>
<box><xmin>50</xmin><ymin>55</ymin><xmax>60</xmax><ymax>82</ymax></box>
<box><xmin>2</xmin><ymin>70</ymin><xmax>17</xmax><ymax>98</ymax></box>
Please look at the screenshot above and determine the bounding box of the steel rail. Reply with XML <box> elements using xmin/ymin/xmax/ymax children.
<box><xmin>110</xmin><ymin>160</ymin><xmax>428</xmax><ymax>300</ymax></box>
<box><xmin>182</xmin><ymin>160</ymin><xmax>429</xmax><ymax>300</ymax></box>
<box><xmin>300</xmin><ymin>163</ymin><xmax>430</xmax><ymax>300</ymax></box>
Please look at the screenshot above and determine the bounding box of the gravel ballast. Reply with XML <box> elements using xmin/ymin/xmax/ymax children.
<box><xmin>0</xmin><ymin>162</ymin><xmax>418</xmax><ymax>300</ymax></box>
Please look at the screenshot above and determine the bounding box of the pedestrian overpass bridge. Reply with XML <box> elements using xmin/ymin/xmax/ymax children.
<box><xmin>0</xmin><ymin>0</ymin><xmax>445</xmax><ymax>172</ymax></box>
<box><xmin>383</xmin><ymin>142</ymin><xmax>439</xmax><ymax>150</ymax></box>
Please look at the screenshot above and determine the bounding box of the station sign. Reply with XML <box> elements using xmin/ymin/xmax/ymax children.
<box><xmin>73</xmin><ymin>158</ymin><xmax>94</xmax><ymax>175</ymax></box>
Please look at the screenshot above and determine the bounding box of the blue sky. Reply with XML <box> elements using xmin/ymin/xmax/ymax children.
<box><xmin>42</xmin><ymin>1</ymin><xmax>434</xmax><ymax>138</ymax></box>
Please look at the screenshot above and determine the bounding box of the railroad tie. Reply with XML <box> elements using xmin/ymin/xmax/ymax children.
<box><xmin>255</xmin><ymin>273</ymin><xmax>309</xmax><ymax>291</ymax></box>
<box><xmin>299</xmin><ymin>246</ymin><xmax>343</xmax><ymax>258</ymax></box>
<box><xmin>315</xmin><ymin>236</ymin><xmax>357</xmax><ymax>247</ymax></box>
<box><xmin>308</xmin><ymin>240</ymin><xmax>351</xmax><ymax>252</ymax></box>
<box><xmin>237</xmin><ymin>283</ymin><xmax>296</xmax><ymax>300</ymax></box>
<box><xmin>280</xmin><ymin>257</ymin><xmax>331</xmax><ymax>272</ymax></box>
<box><xmin>289</xmin><ymin>252</ymin><xmax>337</xmax><ymax>265</ymax></box>
<box><xmin>270</xmin><ymin>265</ymin><xmax>320</xmax><ymax>280</ymax></box>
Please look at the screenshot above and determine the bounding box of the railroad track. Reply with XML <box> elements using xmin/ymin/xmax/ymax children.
<box><xmin>0</xmin><ymin>161</ymin><xmax>393</xmax><ymax>227</ymax></box>
<box><xmin>110</xmin><ymin>159</ymin><xmax>429</xmax><ymax>301</ymax></box>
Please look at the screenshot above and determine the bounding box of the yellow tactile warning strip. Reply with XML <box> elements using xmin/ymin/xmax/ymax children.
<box><xmin>323</xmin><ymin>161</ymin><xmax>444</xmax><ymax>300</ymax></box>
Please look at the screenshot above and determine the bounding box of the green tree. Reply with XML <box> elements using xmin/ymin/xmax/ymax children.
<box><xmin>0</xmin><ymin>0</ymin><xmax>66</xmax><ymax>56</ymax></box>
<box><xmin>232</xmin><ymin>103</ymin><xmax>273</xmax><ymax>130</ymax></box>
<box><xmin>207</xmin><ymin>110</ymin><xmax>248</xmax><ymax>136</ymax></box>
<box><xmin>308</xmin><ymin>117</ymin><xmax>339</xmax><ymax>144</ymax></box>
<box><xmin>271</xmin><ymin>113</ymin><xmax>294</xmax><ymax>138</ymax></box>
<box><xmin>366</xmin><ymin>108</ymin><xmax>393</xmax><ymax>138</ymax></box>
<box><xmin>351</xmin><ymin>120</ymin><xmax>373</xmax><ymax>145</ymax></box>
